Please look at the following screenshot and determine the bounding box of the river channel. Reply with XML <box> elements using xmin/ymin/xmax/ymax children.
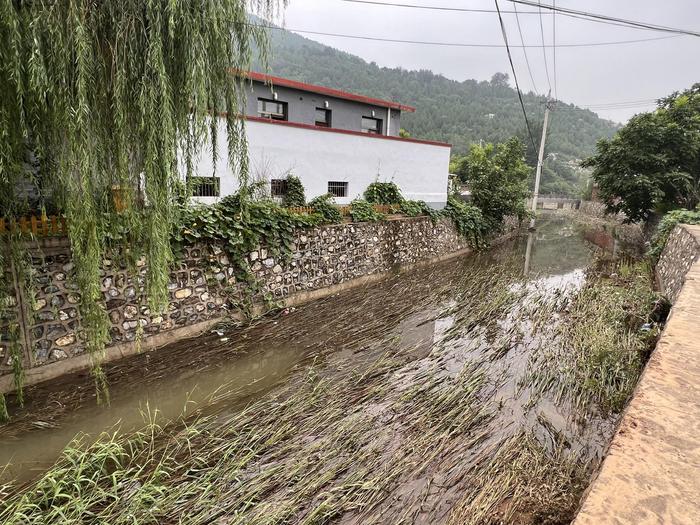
<box><xmin>0</xmin><ymin>216</ymin><xmax>648</xmax><ymax>523</ymax></box>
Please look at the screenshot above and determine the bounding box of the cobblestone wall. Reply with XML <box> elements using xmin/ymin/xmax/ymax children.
<box><xmin>1</xmin><ymin>216</ymin><xmax>480</xmax><ymax>376</ymax></box>
<box><xmin>656</xmin><ymin>224</ymin><xmax>700</xmax><ymax>303</ymax></box>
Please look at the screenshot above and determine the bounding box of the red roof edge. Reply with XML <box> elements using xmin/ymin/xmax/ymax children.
<box><xmin>243</xmin><ymin>115</ymin><xmax>451</xmax><ymax>148</ymax></box>
<box><xmin>235</xmin><ymin>70</ymin><xmax>417</xmax><ymax>113</ymax></box>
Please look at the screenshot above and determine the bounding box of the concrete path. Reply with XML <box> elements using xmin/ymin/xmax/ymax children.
<box><xmin>574</xmin><ymin>226</ymin><xmax>700</xmax><ymax>525</ymax></box>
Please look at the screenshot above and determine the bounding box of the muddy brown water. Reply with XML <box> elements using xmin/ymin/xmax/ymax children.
<box><xmin>0</xmin><ymin>217</ymin><xmax>622</xmax><ymax>486</ymax></box>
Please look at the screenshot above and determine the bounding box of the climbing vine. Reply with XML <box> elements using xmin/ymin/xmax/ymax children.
<box><xmin>350</xmin><ymin>200</ymin><xmax>385</xmax><ymax>222</ymax></box>
<box><xmin>175</xmin><ymin>186</ymin><xmax>321</xmax><ymax>281</ymax></box>
<box><xmin>400</xmin><ymin>200</ymin><xmax>441</xmax><ymax>224</ymax></box>
<box><xmin>648</xmin><ymin>207</ymin><xmax>700</xmax><ymax>262</ymax></box>
<box><xmin>442</xmin><ymin>196</ymin><xmax>490</xmax><ymax>249</ymax></box>
<box><xmin>364</xmin><ymin>182</ymin><xmax>404</xmax><ymax>204</ymax></box>
<box><xmin>309</xmin><ymin>194</ymin><xmax>343</xmax><ymax>224</ymax></box>
<box><xmin>0</xmin><ymin>0</ymin><xmax>283</xmax><ymax>402</ymax></box>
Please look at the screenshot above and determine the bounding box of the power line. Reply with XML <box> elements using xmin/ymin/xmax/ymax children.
<box><xmin>341</xmin><ymin>0</ymin><xmax>551</xmax><ymax>15</ymax></box>
<box><xmin>342</xmin><ymin>0</ymin><xmax>700</xmax><ymax>36</ymax></box>
<box><xmin>557</xmin><ymin>97</ymin><xmax>658</xmax><ymax>107</ymax></box>
<box><xmin>252</xmin><ymin>23</ymin><xmax>681</xmax><ymax>49</ymax></box>
<box><xmin>506</xmin><ymin>1</ymin><xmax>700</xmax><ymax>37</ymax></box>
<box><xmin>512</xmin><ymin>3</ymin><xmax>539</xmax><ymax>94</ymax></box>
<box><xmin>536</xmin><ymin>1</ymin><xmax>552</xmax><ymax>94</ymax></box>
<box><xmin>493</xmin><ymin>0</ymin><xmax>538</xmax><ymax>152</ymax></box>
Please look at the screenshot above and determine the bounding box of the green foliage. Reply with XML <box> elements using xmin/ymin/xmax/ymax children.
<box><xmin>454</xmin><ymin>138</ymin><xmax>530</xmax><ymax>231</ymax></box>
<box><xmin>648</xmin><ymin>207</ymin><xmax>700</xmax><ymax>261</ymax></box>
<box><xmin>529</xmin><ymin>259</ymin><xmax>660</xmax><ymax>414</ymax></box>
<box><xmin>282</xmin><ymin>175</ymin><xmax>306</xmax><ymax>207</ymax></box>
<box><xmin>350</xmin><ymin>200</ymin><xmax>384</xmax><ymax>222</ymax></box>
<box><xmin>399</xmin><ymin>200</ymin><xmax>440</xmax><ymax>223</ymax></box>
<box><xmin>175</xmin><ymin>189</ymin><xmax>320</xmax><ymax>280</ymax></box>
<box><xmin>309</xmin><ymin>194</ymin><xmax>343</xmax><ymax>224</ymax></box>
<box><xmin>254</xmin><ymin>23</ymin><xmax>618</xmax><ymax>194</ymax></box>
<box><xmin>442</xmin><ymin>196</ymin><xmax>489</xmax><ymax>249</ymax></box>
<box><xmin>398</xmin><ymin>129</ymin><xmax>411</xmax><ymax>138</ymax></box>
<box><xmin>0</xmin><ymin>393</ymin><xmax>7</xmax><ymax>423</ymax></box>
<box><xmin>364</xmin><ymin>182</ymin><xmax>404</xmax><ymax>204</ymax></box>
<box><xmin>584</xmin><ymin>84</ymin><xmax>700</xmax><ymax>222</ymax></box>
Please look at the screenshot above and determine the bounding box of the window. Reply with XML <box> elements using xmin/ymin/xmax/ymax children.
<box><xmin>189</xmin><ymin>176</ymin><xmax>220</xmax><ymax>197</ymax></box>
<box><xmin>315</xmin><ymin>108</ymin><xmax>331</xmax><ymax>127</ymax></box>
<box><xmin>328</xmin><ymin>181</ymin><xmax>348</xmax><ymax>198</ymax></box>
<box><xmin>361</xmin><ymin>116</ymin><xmax>382</xmax><ymax>135</ymax></box>
<box><xmin>258</xmin><ymin>98</ymin><xmax>287</xmax><ymax>120</ymax></box>
<box><xmin>270</xmin><ymin>179</ymin><xmax>288</xmax><ymax>198</ymax></box>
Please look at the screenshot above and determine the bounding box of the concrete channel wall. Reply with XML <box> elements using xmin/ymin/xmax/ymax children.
<box><xmin>0</xmin><ymin>216</ymin><xmax>517</xmax><ymax>393</ymax></box>
<box><xmin>575</xmin><ymin>224</ymin><xmax>700</xmax><ymax>524</ymax></box>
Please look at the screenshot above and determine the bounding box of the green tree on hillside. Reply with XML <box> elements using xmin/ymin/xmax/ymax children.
<box><xmin>583</xmin><ymin>84</ymin><xmax>700</xmax><ymax>222</ymax></box>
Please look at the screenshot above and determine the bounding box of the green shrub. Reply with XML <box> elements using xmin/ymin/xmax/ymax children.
<box><xmin>442</xmin><ymin>196</ymin><xmax>489</xmax><ymax>248</ymax></box>
<box><xmin>350</xmin><ymin>199</ymin><xmax>384</xmax><ymax>222</ymax></box>
<box><xmin>364</xmin><ymin>182</ymin><xmax>404</xmax><ymax>204</ymax></box>
<box><xmin>399</xmin><ymin>200</ymin><xmax>440</xmax><ymax>223</ymax></box>
<box><xmin>309</xmin><ymin>193</ymin><xmax>343</xmax><ymax>224</ymax></box>
<box><xmin>282</xmin><ymin>175</ymin><xmax>306</xmax><ymax>207</ymax></box>
<box><xmin>649</xmin><ymin>207</ymin><xmax>700</xmax><ymax>261</ymax></box>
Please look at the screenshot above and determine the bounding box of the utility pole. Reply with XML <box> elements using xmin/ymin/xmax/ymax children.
<box><xmin>529</xmin><ymin>96</ymin><xmax>555</xmax><ymax>230</ymax></box>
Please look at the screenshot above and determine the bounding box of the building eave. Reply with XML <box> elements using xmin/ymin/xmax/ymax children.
<box><xmin>239</xmin><ymin>70</ymin><xmax>417</xmax><ymax>113</ymax></box>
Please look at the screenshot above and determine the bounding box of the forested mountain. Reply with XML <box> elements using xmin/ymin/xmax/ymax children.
<box><xmin>253</xmin><ymin>23</ymin><xmax>620</xmax><ymax>196</ymax></box>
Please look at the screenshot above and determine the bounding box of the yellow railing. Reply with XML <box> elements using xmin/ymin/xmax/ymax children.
<box><xmin>0</xmin><ymin>215</ymin><xmax>68</xmax><ymax>238</ymax></box>
<box><xmin>0</xmin><ymin>204</ymin><xmax>400</xmax><ymax>238</ymax></box>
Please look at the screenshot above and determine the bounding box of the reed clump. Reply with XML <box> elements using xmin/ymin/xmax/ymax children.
<box><xmin>525</xmin><ymin>257</ymin><xmax>662</xmax><ymax>414</ymax></box>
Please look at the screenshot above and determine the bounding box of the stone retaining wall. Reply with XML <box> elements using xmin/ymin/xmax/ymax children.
<box><xmin>656</xmin><ymin>224</ymin><xmax>700</xmax><ymax>303</ymax></box>
<box><xmin>1</xmin><ymin>216</ymin><xmax>493</xmax><ymax>389</ymax></box>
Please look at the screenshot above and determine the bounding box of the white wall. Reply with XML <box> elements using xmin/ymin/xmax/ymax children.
<box><xmin>187</xmin><ymin>119</ymin><xmax>451</xmax><ymax>207</ymax></box>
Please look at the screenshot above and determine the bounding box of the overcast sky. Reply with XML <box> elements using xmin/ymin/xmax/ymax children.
<box><xmin>269</xmin><ymin>0</ymin><xmax>700</xmax><ymax>123</ymax></box>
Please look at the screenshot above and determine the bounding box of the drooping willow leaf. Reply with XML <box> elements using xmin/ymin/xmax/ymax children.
<box><xmin>0</xmin><ymin>0</ymin><xmax>283</xmax><ymax>401</ymax></box>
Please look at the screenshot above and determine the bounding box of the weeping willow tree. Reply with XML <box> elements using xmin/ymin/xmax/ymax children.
<box><xmin>0</xmin><ymin>0</ymin><xmax>282</xmax><ymax>403</ymax></box>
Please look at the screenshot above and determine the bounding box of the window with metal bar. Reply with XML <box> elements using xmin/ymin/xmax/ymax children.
<box><xmin>270</xmin><ymin>179</ymin><xmax>288</xmax><ymax>198</ymax></box>
<box><xmin>189</xmin><ymin>176</ymin><xmax>220</xmax><ymax>197</ymax></box>
<box><xmin>328</xmin><ymin>181</ymin><xmax>348</xmax><ymax>198</ymax></box>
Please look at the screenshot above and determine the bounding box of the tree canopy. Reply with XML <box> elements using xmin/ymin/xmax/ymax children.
<box><xmin>0</xmin><ymin>0</ymin><xmax>281</xmax><ymax>399</ymax></box>
<box><xmin>583</xmin><ymin>84</ymin><xmax>700</xmax><ymax>222</ymax></box>
<box><xmin>454</xmin><ymin>138</ymin><xmax>531</xmax><ymax>230</ymax></box>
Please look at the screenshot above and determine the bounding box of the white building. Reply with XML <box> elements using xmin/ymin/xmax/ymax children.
<box><xmin>187</xmin><ymin>72</ymin><xmax>451</xmax><ymax>208</ymax></box>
